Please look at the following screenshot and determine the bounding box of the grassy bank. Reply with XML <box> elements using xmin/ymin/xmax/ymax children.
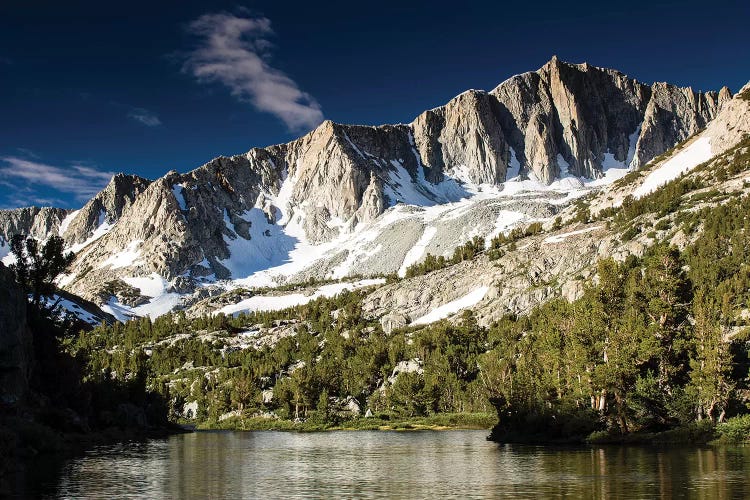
<box><xmin>194</xmin><ymin>412</ymin><xmax>497</xmax><ymax>432</ymax></box>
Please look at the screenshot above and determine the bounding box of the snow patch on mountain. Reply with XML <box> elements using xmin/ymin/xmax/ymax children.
<box><xmin>69</xmin><ymin>211</ymin><xmax>114</xmax><ymax>253</ymax></box>
<box><xmin>122</xmin><ymin>273</ymin><xmax>182</xmax><ymax>318</ymax></box>
<box><xmin>412</xmin><ymin>286</ymin><xmax>490</xmax><ymax>325</ymax></box>
<box><xmin>218</xmin><ymin>278</ymin><xmax>385</xmax><ymax>316</ymax></box>
<box><xmin>58</xmin><ymin>209</ymin><xmax>80</xmax><ymax>236</ymax></box>
<box><xmin>633</xmin><ymin>136</ymin><xmax>712</xmax><ymax>198</ymax></box>
<box><xmin>626</xmin><ymin>125</ymin><xmax>642</xmax><ymax>167</ymax></box>
<box><xmin>99</xmin><ymin>240</ymin><xmax>143</xmax><ymax>269</ymax></box>
<box><xmin>0</xmin><ymin>242</ymin><xmax>11</xmax><ymax>264</ymax></box>
<box><xmin>101</xmin><ymin>299</ymin><xmax>134</xmax><ymax>323</ymax></box>
<box><xmin>219</xmin><ymin>209</ymin><xmax>297</xmax><ymax>279</ymax></box>
<box><xmin>488</xmin><ymin>210</ymin><xmax>528</xmax><ymax>242</ymax></box>
<box><xmin>588</xmin><ymin>125</ymin><xmax>642</xmax><ymax>187</ymax></box>
<box><xmin>398</xmin><ymin>226</ymin><xmax>437</xmax><ymax>277</ymax></box>
<box><xmin>172</xmin><ymin>184</ymin><xmax>188</xmax><ymax>211</ymax></box>
<box><xmin>385</xmin><ymin>160</ymin><xmax>464</xmax><ymax>207</ymax></box>
<box><xmin>41</xmin><ymin>294</ymin><xmax>103</xmax><ymax>326</ymax></box>
<box><xmin>506</xmin><ymin>148</ymin><xmax>521</xmax><ymax>180</ymax></box>
<box><xmin>544</xmin><ymin>226</ymin><xmax>603</xmax><ymax>244</ymax></box>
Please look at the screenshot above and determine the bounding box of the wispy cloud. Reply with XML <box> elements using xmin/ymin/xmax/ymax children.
<box><xmin>15</xmin><ymin>147</ymin><xmax>40</xmax><ymax>159</ymax></box>
<box><xmin>0</xmin><ymin>157</ymin><xmax>114</xmax><ymax>206</ymax></box>
<box><xmin>183</xmin><ymin>12</ymin><xmax>324</xmax><ymax>131</ymax></box>
<box><xmin>0</xmin><ymin>189</ymin><xmax>67</xmax><ymax>210</ymax></box>
<box><xmin>127</xmin><ymin>107</ymin><xmax>162</xmax><ymax>127</ymax></box>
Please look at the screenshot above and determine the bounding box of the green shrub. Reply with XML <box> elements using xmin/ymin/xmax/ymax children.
<box><xmin>621</xmin><ymin>225</ymin><xmax>640</xmax><ymax>241</ymax></box>
<box><xmin>717</xmin><ymin>415</ymin><xmax>750</xmax><ymax>443</ymax></box>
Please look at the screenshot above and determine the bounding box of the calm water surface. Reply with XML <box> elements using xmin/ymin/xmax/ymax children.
<box><xmin>15</xmin><ymin>430</ymin><xmax>750</xmax><ymax>499</ymax></box>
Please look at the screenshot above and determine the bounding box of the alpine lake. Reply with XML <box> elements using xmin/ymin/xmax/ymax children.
<box><xmin>12</xmin><ymin>429</ymin><xmax>750</xmax><ymax>499</ymax></box>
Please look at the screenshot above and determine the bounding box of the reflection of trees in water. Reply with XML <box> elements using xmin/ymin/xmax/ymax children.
<box><xmin>525</xmin><ymin>445</ymin><xmax>750</xmax><ymax>499</ymax></box>
<box><xmin>14</xmin><ymin>434</ymin><xmax>750</xmax><ymax>498</ymax></box>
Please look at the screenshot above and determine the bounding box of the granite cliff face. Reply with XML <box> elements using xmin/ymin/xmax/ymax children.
<box><xmin>0</xmin><ymin>58</ymin><xmax>734</xmax><ymax>313</ymax></box>
<box><xmin>0</xmin><ymin>173</ymin><xmax>150</xmax><ymax>257</ymax></box>
<box><xmin>60</xmin><ymin>173</ymin><xmax>151</xmax><ymax>247</ymax></box>
<box><xmin>0</xmin><ymin>207</ymin><xmax>67</xmax><ymax>248</ymax></box>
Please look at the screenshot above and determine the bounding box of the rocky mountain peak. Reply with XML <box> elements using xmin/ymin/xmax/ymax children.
<box><xmin>59</xmin><ymin>173</ymin><xmax>152</xmax><ymax>247</ymax></box>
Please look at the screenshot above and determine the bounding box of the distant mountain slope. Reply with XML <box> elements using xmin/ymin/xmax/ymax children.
<box><xmin>0</xmin><ymin>58</ymin><xmax>735</xmax><ymax>318</ymax></box>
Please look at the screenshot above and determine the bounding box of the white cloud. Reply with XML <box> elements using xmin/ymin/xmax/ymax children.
<box><xmin>128</xmin><ymin>107</ymin><xmax>162</xmax><ymax>127</ymax></box>
<box><xmin>0</xmin><ymin>157</ymin><xmax>114</xmax><ymax>204</ymax></box>
<box><xmin>183</xmin><ymin>12</ymin><xmax>324</xmax><ymax>131</ymax></box>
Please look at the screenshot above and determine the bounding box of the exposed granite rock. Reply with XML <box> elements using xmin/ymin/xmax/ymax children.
<box><xmin>491</xmin><ymin>57</ymin><xmax>726</xmax><ymax>179</ymax></box>
<box><xmin>705</xmin><ymin>81</ymin><xmax>750</xmax><ymax>154</ymax></box>
<box><xmin>413</xmin><ymin>89</ymin><xmax>508</xmax><ymax>184</ymax></box>
<box><xmin>61</xmin><ymin>173</ymin><xmax>151</xmax><ymax>246</ymax></box>
<box><xmin>0</xmin><ymin>206</ymin><xmax>68</xmax><ymax>246</ymax></box>
<box><xmin>632</xmin><ymin>82</ymin><xmax>722</xmax><ymax>168</ymax></box>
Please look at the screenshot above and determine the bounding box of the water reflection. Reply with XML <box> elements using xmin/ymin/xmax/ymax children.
<box><xmin>17</xmin><ymin>431</ymin><xmax>750</xmax><ymax>499</ymax></box>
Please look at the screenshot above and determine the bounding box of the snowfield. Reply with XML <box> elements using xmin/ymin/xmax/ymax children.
<box><xmin>122</xmin><ymin>273</ymin><xmax>182</xmax><ymax>318</ymax></box>
<box><xmin>398</xmin><ymin>226</ymin><xmax>437</xmax><ymax>277</ymax></box>
<box><xmin>633</xmin><ymin>136</ymin><xmax>712</xmax><ymax>198</ymax></box>
<box><xmin>42</xmin><ymin>294</ymin><xmax>104</xmax><ymax>326</ymax></box>
<box><xmin>0</xmin><ymin>242</ymin><xmax>11</xmax><ymax>265</ymax></box>
<box><xmin>58</xmin><ymin>209</ymin><xmax>80</xmax><ymax>235</ymax></box>
<box><xmin>412</xmin><ymin>286</ymin><xmax>490</xmax><ymax>325</ymax></box>
<box><xmin>172</xmin><ymin>184</ymin><xmax>188</xmax><ymax>211</ymax></box>
<box><xmin>69</xmin><ymin>210</ymin><xmax>115</xmax><ymax>253</ymax></box>
<box><xmin>99</xmin><ymin>240</ymin><xmax>143</xmax><ymax>269</ymax></box>
<box><xmin>218</xmin><ymin>278</ymin><xmax>385</xmax><ymax>316</ymax></box>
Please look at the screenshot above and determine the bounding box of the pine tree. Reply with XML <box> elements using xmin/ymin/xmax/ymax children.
<box><xmin>9</xmin><ymin>234</ymin><xmax>75</xmax><ymax>309</ymax></box>
<box><xmin>688</xmin><ymin>294</ymin><xmax>734</xmax><ymax>422</ymax></box>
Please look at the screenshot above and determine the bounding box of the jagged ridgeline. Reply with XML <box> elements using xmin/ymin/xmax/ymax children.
<box><xmin>0</xmin><ymin>58</ymin><xmax>733</xmax><ymax>319</ymax></box>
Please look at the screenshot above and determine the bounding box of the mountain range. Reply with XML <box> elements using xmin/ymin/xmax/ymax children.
<box><xmin>0</xmin><ymin>57</ymin><xmax>745</xmax><ymax>325</ymax></box>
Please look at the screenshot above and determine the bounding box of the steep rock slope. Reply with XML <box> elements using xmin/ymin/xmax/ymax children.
<box><xmin>0</xmin><ymin>207</ymin><xmax>67</xmax><ymax>256</ymax></box>
<box><xmin>60</xmin><ymin>173</ymin><xmax>151</xmax><ymax>249</ymax></box>
<box><xmin>0</xmin><ymin>173</ymin><xmax>150</xmax><ymax>259</ymax></box>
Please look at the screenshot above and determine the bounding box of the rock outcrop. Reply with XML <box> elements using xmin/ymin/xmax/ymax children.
<box><xmin>60</xmin><ymin>173</ymin><xmax>151</xmax><ymax>247</ymax></box>
<box><xmin>0</xmin><ymin>206</ymin><xmax>68</xmax><ymax>247</ymax></box>
<box><xmin>0</xmin><ymin>263</ymin><xmax>31</xmax><ymax>404</ymax></box>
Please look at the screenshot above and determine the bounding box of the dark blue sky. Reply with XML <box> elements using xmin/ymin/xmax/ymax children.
<box><xmin>1</xmin><ymin>0</ymin><xmax>747</xmax><ymax>209</ymax></box>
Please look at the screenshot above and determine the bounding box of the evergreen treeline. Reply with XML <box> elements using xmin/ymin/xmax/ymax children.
<box><xmin>404</xmin><ymin>236</ymin><xmax>486</xmax><ymax>278</ymax></box>
<box><xmin>487</xmin><ymin>194</ymin><xmax>750</xmax><ymax>441</ymax></box>
<box><xmin>71</xmin><ymin>291</ymin><xmax>493</xmax><ymax>424</ymax></box>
